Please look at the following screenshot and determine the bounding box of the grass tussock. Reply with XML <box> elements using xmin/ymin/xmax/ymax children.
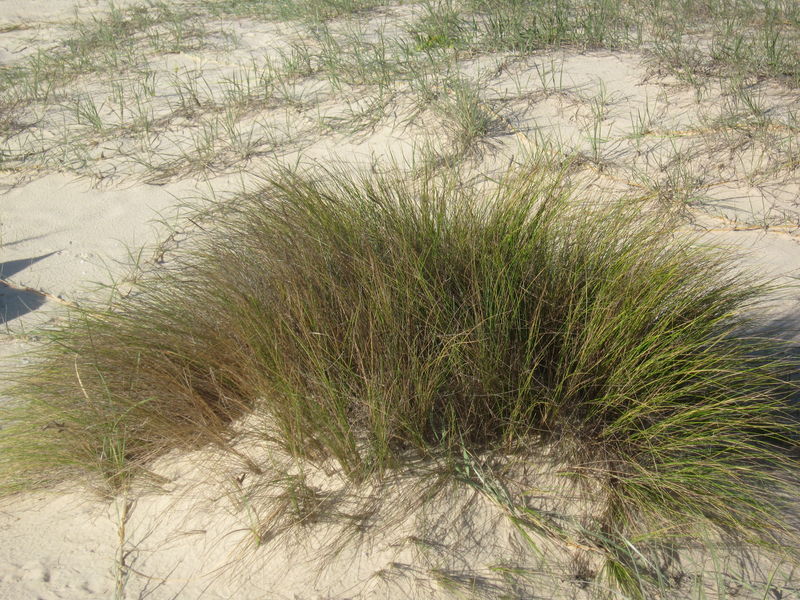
<box><xmin>1</xmin><ymin>162</ymin><xmax>799</xmax><ymax>565</ymax></box>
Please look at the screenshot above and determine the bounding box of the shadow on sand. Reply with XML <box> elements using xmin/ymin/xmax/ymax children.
<box><xmin>0</xmin><ymin>252</ymin><xmax>58</xmax><ymax>324</ymax></box>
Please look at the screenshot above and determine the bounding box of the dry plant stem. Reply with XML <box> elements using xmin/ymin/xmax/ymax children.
<box><xmin>114</xmin><ymin>494</ymin><xmax>134</xmax><ymax>600</ymax></box>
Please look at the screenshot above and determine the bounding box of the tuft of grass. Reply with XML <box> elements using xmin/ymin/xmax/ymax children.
<box><xmin>199</xmin><ymin>0</ymin><xmax>388</xmax><ymax>22</ymax></box>
<box><xmin>466</xmin><ymin>0</ymin><xmax>635</xmax><ymax>52</ymax></box>
<box><xmin>433</xmin><ymin>74</ymin><xmax>500</xmax><ymax>154</ymax></box>
<box><xmin>1</xmin><ymin>162</ymin><xmax>799</xmax><ymax>587</ymax></box>
<box><xmin>409</xmin><ymin>0</ymin><xmax>475</xmax><ymax>51</ymax></box>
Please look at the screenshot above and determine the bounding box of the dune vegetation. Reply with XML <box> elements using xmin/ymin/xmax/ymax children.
<box><xmin>2</xmin><ymin>159</ymin><xmax>799</xmax><ymax>596</ymax></box>
<box><xmin>2</xmin><ymin>0</ymin><xmax>800</xmax><ymax>597</ymax></box>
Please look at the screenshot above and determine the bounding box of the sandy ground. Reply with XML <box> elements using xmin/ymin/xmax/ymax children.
<box><xmin>2</xmin><ymin>0</ymin><xmax>800</xmax><ymax>598</ymax></box>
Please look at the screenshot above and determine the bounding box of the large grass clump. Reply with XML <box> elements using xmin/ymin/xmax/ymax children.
<box><xmin>1</xmin><ymin>163</ymin><xmax>798</xmax><ymax>555</ymax></box>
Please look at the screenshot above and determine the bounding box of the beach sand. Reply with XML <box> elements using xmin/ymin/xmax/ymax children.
<box><xmin>2</xmin><ymin>1</ymin><xmax>799</xmax><ymax>597</ymax></box>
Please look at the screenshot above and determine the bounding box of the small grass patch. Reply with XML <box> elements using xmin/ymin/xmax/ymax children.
<box><xmin>198</xmin><ymin>0</ymin><xmax>391</xmax><ymax>22</ymax></box>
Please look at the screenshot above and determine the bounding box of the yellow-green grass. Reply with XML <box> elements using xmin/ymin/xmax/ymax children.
<box><xmin>1</xmin><ymin>162</ymin><xmax>798</xmax><ymax>594</ymax></box>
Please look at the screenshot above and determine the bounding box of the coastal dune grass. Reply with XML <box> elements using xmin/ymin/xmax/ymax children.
<box><xmin>1</xmin><ymin>162</ymin><xmax>799</xmax><ymax>589</ymax></box>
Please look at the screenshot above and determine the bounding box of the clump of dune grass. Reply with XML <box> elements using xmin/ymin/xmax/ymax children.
<box><xmin>1</xmin><ymin>161</ymin><xmax>799</xmax><ymax>590</ymax></box>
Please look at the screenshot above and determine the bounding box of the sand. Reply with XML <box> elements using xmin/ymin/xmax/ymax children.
<box><xmin>1</xmin><ymin>0</ymin><xmax>799</xmax><ymax>597</ymax></box>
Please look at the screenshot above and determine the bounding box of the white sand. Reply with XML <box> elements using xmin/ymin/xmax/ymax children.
<box><xmin>1</xmin><ymin>0</ymin><xmax>799</xmax><ymax>597</ymax></box>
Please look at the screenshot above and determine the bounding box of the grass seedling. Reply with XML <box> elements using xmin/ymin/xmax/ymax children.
<box><xmin>220</xmin><ymin>109</ymin><xmax>261</xmax><ymax>161</ymax></box>
<box><xmin>439</xmin><ymin>75</ymin><xmax>498</xmax><ymax>152</ymax></box>
<box><xmin>627</xmin><ymin>93</ymin><xmax>664</xmax><ymax>141</ymax></box>
<box><xmin>220</xmin><ymin>61</ymin><xmax>271</xmax><ymax>110</ymax></box>
<box><xmin>585</xmin><ymin>115</ymin><xmax>611</xmax><ymax>165</ymax></box>
<box><xmin>168</xmin><ymin>69</ymin><xmax>212</xmax><ymax>117</ymax></box>
<box><xmin>533</xmin><ymin>55</ymin><xmax>565</xmax><ymax>95</ymax></box>
<box><xmin>73</xmin><ymin>93</ymin><xmax>105</xmax><ymax>132</ymax></box>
